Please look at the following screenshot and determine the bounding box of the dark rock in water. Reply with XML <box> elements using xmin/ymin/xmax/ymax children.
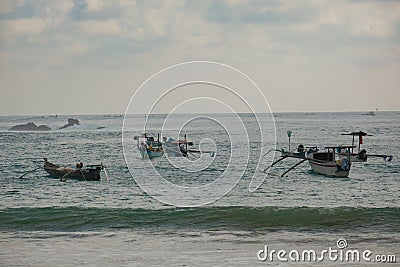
<box><xmin>36</xmin><ymin>125</ymin><xmax>51</xmax><ymax>131</ymax></box>
<box><xmin>9</xmin><ymin>122</ymin><xmax>51</xmax><ymax>131</ymax></box>
<box><xmin>59</xmin><ymin>118</ymin><xmax>80</xmax><ymax>129</ymax></box>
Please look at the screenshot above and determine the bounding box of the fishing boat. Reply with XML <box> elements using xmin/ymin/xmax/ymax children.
<box><xmin>362</xmin><ymin>111</ymin><xmax>376</xmax><ymax>116</ymax></box>
<box><xmin>264</xmin><ymin>130</ymin><xmax>393</xmax><ymax>178</ymax></box>
<box><xmin>264</xmin><ymin>145</ymin><xmax>353</xmax><ymax>178</ymax></box>
<box><xmin>307</xmin><ymin>146</ymin><xmax>353</xmax><ymax>177</ymax></box>
<box><xmin>263</xmin><ymin>130</ymin><xmax>353</xmax><ymax>177</ymax></box>
<box><xmin>162</xmin><ymin>135</ymin><xmax>193</xmax><ymax>157</ymax></box>
<box><xmin>340</xmin><ymin>131</ymin><xmax>393</xmax><ymax>162</ymax></box>
<box><xmin>43</xmin><ymin>158</ymin><xmax>106</xmax><ymax>181</ymax></box>
<box><xmin>134</xmin><ymin>133</ymin><xmax>164</xmax><ymax>159</ymax></box>
<box><xmin>134</xmin><ymin>133</ymin><xmax>215</xmax><ymax>159</ymax></box>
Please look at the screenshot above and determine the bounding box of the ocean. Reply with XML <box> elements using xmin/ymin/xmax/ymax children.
<box><xmin>0</xmin><ymin>112</ymin><xmax>399</xmax><ymax>266</ymax></box>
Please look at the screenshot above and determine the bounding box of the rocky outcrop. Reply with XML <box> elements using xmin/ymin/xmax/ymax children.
<box><xmin>9</xmin><ymin>122</ymin><xmax>51</xmax><ymax>131</ymax></box>
<box><xmin>59</xmin><ymin>118</ymin><xmax>80</xmax><ymax>129</ymax></box>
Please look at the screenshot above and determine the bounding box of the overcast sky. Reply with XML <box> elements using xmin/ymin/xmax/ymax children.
<box><xmin>0</xmin><ymin>0</ymin><xmax>399</xmax><ymax>115</ymax></box>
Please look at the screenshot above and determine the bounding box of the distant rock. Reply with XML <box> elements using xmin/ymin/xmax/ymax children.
<box><xmin>9</xmin><ymin>122</ymin><xmax>51</xmax><ymax>131</ymax></box>
<box><xmin>59</xmin><ymin>118</ymin><xmax>80</xmax><ymax>129</ymax></box>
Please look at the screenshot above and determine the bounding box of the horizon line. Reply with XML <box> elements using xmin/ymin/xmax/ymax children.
<box><xmin>0</xmin><ymin>109</ymin><xmax>398</xmax><ymax>117</ymax></box>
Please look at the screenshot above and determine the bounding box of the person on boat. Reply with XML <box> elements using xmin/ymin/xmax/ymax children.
<box><xmin>297</xmin><ymin>144</ymin><xmax>305</xmax><ymax>157</ymax></box>
<box><xmin>179</xmin><ymin>144</ymin><xmax>188</xmax><ymax>157</ymax></box>
<box><xmin>76</xmin><ymin>162</ymin><xmax>83</xmax><ymax>169</ymax></box>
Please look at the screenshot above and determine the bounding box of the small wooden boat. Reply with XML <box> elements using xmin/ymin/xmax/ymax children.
<box><xmin>43</xmin><ymin>158</ymin><xmax>103</xmax><ymax>181</ymax></box>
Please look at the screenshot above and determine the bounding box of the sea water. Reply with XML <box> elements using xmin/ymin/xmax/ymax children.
<box><xmin>0</xmin><ymin>112</ymin><xmax>399</xmax><ymax>266</ymax></box>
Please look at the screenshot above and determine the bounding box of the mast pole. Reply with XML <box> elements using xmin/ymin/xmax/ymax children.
<box><xmin>287</xmin><ymin>130</ymin><xmax>292</xmax><ymax>151</ymax></box>
<box><xmin>185</xmin><ymin>134</ymin><xmax>188</xmax><ymax>152</ymax></box>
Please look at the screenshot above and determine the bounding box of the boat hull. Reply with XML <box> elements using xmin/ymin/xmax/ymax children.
<box><xmin>308</xmin><ymin>161</ymin><xmax>349</xmax><ymax>177</ymax></box>
<box><xmin>163</xmin><ymin>144</ymin><xmax>188</xmax><ymax>157</ymax></box>
<box><xmin>140</xmin><ymin>147</ymin><xmax>164</xmax><ymax>159</ymax></box>
<box><xmin>43</xmin><ymin>159</ymin><xmax>101</xmax><ymax>181</ymax></box>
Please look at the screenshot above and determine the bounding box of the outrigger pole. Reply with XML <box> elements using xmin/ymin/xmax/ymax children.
<box><xmin>280</xmin><ymin>158</ymin><xmax>308</xmax><ymax>177</ymax></box>
<box><xmin>264</xmin><ymin>154</ymin><xmax>334</xmax><ymax>176</ymax></box>
<box><xmin>18</xmin><ymin>166</ymin><xmax>42</xmax><ymax>179</ymax></box>
<box><xmin>368</xmin><ymin>154</ymin><xmax>393</xmax><ymax>161</ymax></box>
<box><xmin>263</xmin><ymin>155</ymin><xmax>289</xmax><ymax>173</ymax></box>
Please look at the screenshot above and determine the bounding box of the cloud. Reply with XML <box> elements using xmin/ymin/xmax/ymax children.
<box><xmin>81</xmin><ymin>20</ymin><xmax>124</xmax><ymax>35</ymax></box>
<box><xmin>314</xmin><ymin>1</ymin><xmax>400</xmax><ymax>38</ymax></box>
<box><xmin>0</xmin><ymin>0</ymin><xmax>399</xmax><ymax>114</ymax></box>
<box><xmin>0</xmin><ymin>18</ymin><xmax>47</xmax><ymax>36</ymax></box>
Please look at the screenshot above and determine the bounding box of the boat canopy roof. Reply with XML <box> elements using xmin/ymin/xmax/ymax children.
<box><xmin>342</xmin><ymin>131</ymin><xmax>369</xmax><ymax>136</ymax></box>
<box><xmin>169</xmin><ymin>140</ymin><xmax>193</xmax><ymax>145</ymax></box>
<box><xmin>325</xmin><ymin>145</ymin><xmax>356</xmax><ymax>149</ymax></box>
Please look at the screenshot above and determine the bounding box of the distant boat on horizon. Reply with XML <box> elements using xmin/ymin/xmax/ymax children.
<box><xmin>362</xmin><ymin>111</ymin><xmax>376</xmax><ymax>116</ymax></box>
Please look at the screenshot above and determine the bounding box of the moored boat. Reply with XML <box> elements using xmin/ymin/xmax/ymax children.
<box><xmin>162</xmin><ymin>135</ymin><xmax>193</xmax><ymax>157</ymax></box>
<box><xmin>134</xmin><ymin>133</ymin><xmax>164</xmax><ymax>159</ymax></box>
<box><xmin>43</xmin><ymin>158</ymin><xmax>103</xmax><ymax>181</ymax></box>
<box><xmin>307</xmin><ymin>146</ymin><xmax>353</xmax><ymax>178</ymax></box>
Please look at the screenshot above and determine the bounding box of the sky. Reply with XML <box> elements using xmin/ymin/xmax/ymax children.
<box><xmin>0</xmin><ymin>0</ymin><xmax>399</xmax><ymax>115</ymax></box>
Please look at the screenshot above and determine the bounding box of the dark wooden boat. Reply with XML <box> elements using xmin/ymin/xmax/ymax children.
<box><xmin>43</xmin><ymin>158</ymin><xmax>102</xmax><ymax>181</ymax></box>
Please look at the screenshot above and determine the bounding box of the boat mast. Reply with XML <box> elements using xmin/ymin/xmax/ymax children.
<box><xmin>185</xmin><ymin>134</ymin><xmax>188</xmax><ymax>152</ymax></box>
<box><xmin>287</xmin><ymin>130</ymin><xmax>292</xmax><ymax>151</ymax></box>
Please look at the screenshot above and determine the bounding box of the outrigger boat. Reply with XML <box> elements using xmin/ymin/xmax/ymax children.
<box><xmin>134</xmin><ymin>133</ymin><xmax>164</xmax><ymax>159</ymax></box>
<box><xmin>264</xmin><ymin>145</ymin><xmax>353</xmax><ymax>178</ymax></box>
<box><xmin>264</xmin><ymin>130</ymin><xmax>353</xmax><ymax>178</ymax></box>
<box><xmin>134</xmin><ymin>133</ymin><xmax>215</xmax><ymax>159</ymax></box>
<box><xmin>340</xmin><ymin>131</ymin><xmax>393</xmax><ymax>162</ymax></box>
<box><xmin>264</xmin><ymin>130</ymin><xmax>393</xmax><ymax>178</ymax></box>
<box><xmin>162</xmin><ymin>135</ymin><xmax>193</xmax><ymax>157</ymax></box>
<box><xmin>43</xmin><ymin>158</ymin><xmax>108</xmax><ymax>181</ymax></box>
